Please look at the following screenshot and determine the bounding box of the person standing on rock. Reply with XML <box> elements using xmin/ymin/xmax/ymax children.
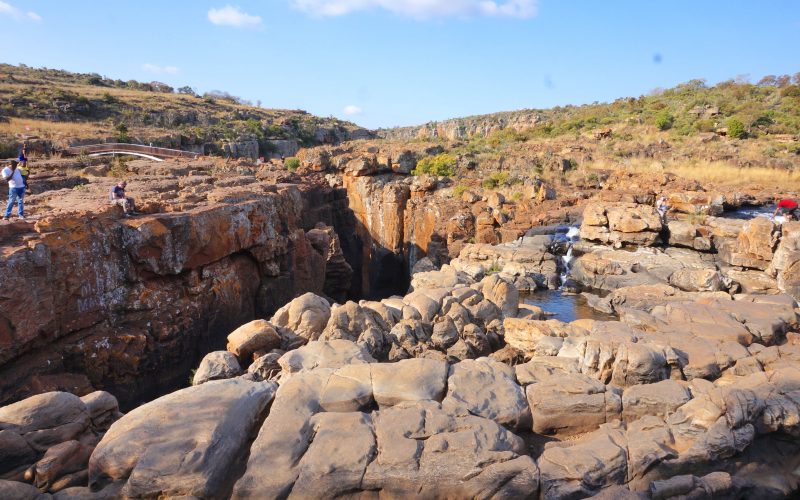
<box><xmin>109</xmin><ymin>181</ymin><xmax>137</xmax><ymax>217</ymax></box>
<box><xmin>773</xmin><ymin>198</ymin><xmax>799</xmax><ymax>221</ymax></box>
<box><xmin>2</xmin><ymin>160</ymin><xmax>26</xmax><ymax>220</ymax></box>
<box><xmin>656</xmin><ymin>196</ymin><xmax>670</xmax><ymax>224</ymax></box>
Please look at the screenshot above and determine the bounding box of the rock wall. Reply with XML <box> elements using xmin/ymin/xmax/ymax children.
<box><xmin>0</xmin><ymin>184</ymin><xmax>355</xmax><ymax>409</ymax></box>
<box><xmin>578</xmin><ymin>201</ymin><xmax>800</xmax><ymax>301</ymax></box>
<box><xmin>378</xmin><ymin>110</ymin><xmax>544</xmax><ymax>141</ymax></box>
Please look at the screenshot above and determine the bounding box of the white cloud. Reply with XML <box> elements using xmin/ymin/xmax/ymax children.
<box><xmin>142</xmin><ymin>63</ymin><xmax>180</xmax><ymax>75</ymax></box>
<box><xmin>208</xmin><ymin>5</ymin><xmax>262</xmax><ymax>27</ymax></box>
<box><xmin>0</xmin><ymin>1</ymin><xmax>42</xmax><ymax>22</ymax></box>
<box><xmin>343</xmin><ymin>105</ymin><xmax>363</xmax><ymax>115</ymax></box>
<box><xmin>290</xmin><ymin>0</ymin><xmax>537</xmax><ymax>19</ymax></box>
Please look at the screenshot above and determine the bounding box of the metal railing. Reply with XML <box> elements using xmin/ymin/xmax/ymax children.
<box><xmin>62</xmin><ymin>143</ymin><xmax>200</xmax><ymax>159</ymax></box>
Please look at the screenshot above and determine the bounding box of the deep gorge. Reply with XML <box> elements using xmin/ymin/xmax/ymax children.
<box><xmin>0</xmin><ymin>173</ymin><xmax>437</xmax><ymax>410</ymax></box>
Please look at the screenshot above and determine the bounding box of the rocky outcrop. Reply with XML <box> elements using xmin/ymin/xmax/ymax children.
<box><xmin>573</xmin><ymin>204</ymin><xmax>800</xmax><ymax>300</ymax></box>
<box><xmin>580</xmin><ymin>202</ymin><xmax>664</xmax><ymax>247</ymax></box>
<box><xmin>89</xmin><ymin>379</ymin><xmax>276</xmax><ymax>498</ymax></box>
<box><xmin>452</xmin><ymin>236</ymin><xmax>561</xmax><ymax>290</ymax></box>
<box><xmin>0</xmin><ymin>391</ymin><xmax>121</xmax><ymax>494</ymax></box>
<box><xmin>378</xmin><ymin>110</ymin><xmax>545</xmax><ymax>141</ymax></box>
<box><xmin>2</xmin><ymin>275</ymin><xmax>797</xmax><ymax>498</ymax></box>
<box><xmin>0</xmin><ymin>168</ymin><xmax>357</xmax><ymax>409</ymax></box>
<box><xmin>231</xmin><ymin>357</ymin><xmax>537</xmax><ymax>499</ymax></box>
<box><xmin>768</xmin><ymin>221</ymin><xmax>800</xmax><ymax>298</ymax></box>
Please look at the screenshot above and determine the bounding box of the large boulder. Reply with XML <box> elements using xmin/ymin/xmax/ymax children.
<box><xmin>270</xmin><ymin>293</ymin><xmax>331</xmax><ymax>341</ymax></box>
<box><xmin>581</xmin><ymin>202</ymin><xmax>663</xmax><ymax>247</ymax></box>
<box><xmin>89</xmin><ymin>379</ymin><xmax>277</xmax><ymax>498</ymax></box>
<box><xmin>668</xmin><ymin>268</ymin><xmax>724</xmax><ymax>292</ymax></box>
<box><xmin>666</xmin><ymin>191</ymin><xmax>725</xmax><ymax>216</ymax></box>
<box><xmin>526</xmin><ymin>373</ymin><xmax>622</xmax><ymax>435</ymax></box>
<box><xmin>371</xmin><ymin>358</ymin><xmax>448</xmax><ymax>407</ymax></box>
<box><xmin>192</xmin><ymin>351</ymin><xmax>242</xmax><ymax>385</ymax></box>
<box><xmin>0</xmin><ymin>392</ymin><xmax>90</xmax><ymax>454</ymax></box>
<box><xmin>278</xmin><ymin>339</ymin><xmax>375</xmax><ymax>376</ymax></box>
<box><xmin>480</xmin><ymin>274</ymin><xmax>519</xmax><ymax>318</ymax></box>
<box><xmin>720</xmin><ymin>217</ymin><xmax>779</xmax><ymax>270</ymax></box>
<box><xmin>226</xmin><ymin>320</ymin><xmax>282</xmax><ymax>361</ymax></box>
<box><xmin>539</xmin><ymin>425</ymin><xmax>628</xmax><ymax>498</ymax></box>
<box><xmin>0</xmin><ymin>479</ymin><xmax>50</xmax><ymax>500</ymax></box>
<box><xmin>233</xmin><ymin>381</ymin><xmax>539</xmax><ymax>499</ymax></box>
<box><xmin>621</xmin><ymin>380</ymin><xmax>692</xmax><ymax>422</ymax></box>
<box><xmin>321</xmin><ymin>301</ymin><xmax>391</xmax><ymax>359</ymax></box>
<box><xmin>442</xmin><ymin>358</ymin><xmax>530</xmax><ymax>429</ymax></box>
<box><xmin>768</xmin><ymin>221</ymin><xmax>800</xmax><ymax>300</ymax></box>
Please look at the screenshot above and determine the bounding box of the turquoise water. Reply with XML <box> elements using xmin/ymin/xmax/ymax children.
<box><xmin>520</xmin><ymin>290</ymin><xmax>615</xmax><ymax>323</ymax></box>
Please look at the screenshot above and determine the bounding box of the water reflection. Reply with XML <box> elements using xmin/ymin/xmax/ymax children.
<box><xmin>722</xmin><ymin>205</ymin><xmax>773</xmax><ymax>220</ymax></box>
<box><xmin>520</xmin><ymin>290</ymin><xmax>616</xmax><ymax>323</ymax></box>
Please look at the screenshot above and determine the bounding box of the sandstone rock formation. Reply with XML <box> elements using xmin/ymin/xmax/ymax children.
<box><xmin>0</xmin><ymin>160</ymin><xmax>357</xmax><ymax>408</ymax></box>
<box><xmin>0</xmin><ymin>391</ymin><xmax>122</xmax><ymax>494</ymax></box>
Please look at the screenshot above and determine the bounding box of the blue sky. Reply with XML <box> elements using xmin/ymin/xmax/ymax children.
<box><xmin>1</xmin><ymin>1</ymin><xmax>798</xmax><ymax>128</ymax></box>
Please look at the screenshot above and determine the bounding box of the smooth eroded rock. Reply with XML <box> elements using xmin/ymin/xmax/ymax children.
<box><xmin>89</xmin><ymin>378</ymin><xmax>276</xmax><ymax>499</ymax></box>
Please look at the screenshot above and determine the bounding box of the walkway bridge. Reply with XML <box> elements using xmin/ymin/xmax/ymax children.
<box><xmin>62</xmin><ymin>143</ymin><xmax>201</xmax><ymax>162</ymax></box>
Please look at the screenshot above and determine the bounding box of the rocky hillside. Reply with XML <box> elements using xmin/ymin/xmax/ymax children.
<box><xmin>0</xmin><ymin>64</ymin><xmax>372</xmax><ymax>158</ymax></box>
<box><xmin>380</xmin><ymin>74</ymin><xmax>800</xmax><ymax>143</ymax></box>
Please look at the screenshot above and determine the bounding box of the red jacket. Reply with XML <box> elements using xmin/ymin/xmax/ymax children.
<box><xmin>778</xmin><ymin>199</ymin><xmax>798</xmax><ymax>210</ymax></box>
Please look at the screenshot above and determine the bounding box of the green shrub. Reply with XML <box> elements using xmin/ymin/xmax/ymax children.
<box><xmin>110</xmin><ymin>157</ymin><xmax>129</xmax><ymax>178</ymax></box>
<box><xmin>727</xmin><ymin>118</ymin><xmax>746</xmax><ymax>139</ymax></box>
<box><xmin>77</xmin><ymin>150</ymin><xmax>89</xmax><ymax>167</ymax></box>
<box><xmin>511</xmin><ymin>191</ymin><xmax>523</xmax><ymax>201</ymax></box>
<box><xmin>452</xmin><ymin>184</ymin><xmax>468</xmax><ymax>198</ymax></box>
<box><xmin>411</xmin><ymin>153</ymin><xmax>455</xmax><ymax>177</ymax></box>
<box><xmin>481</xmin><ymin>172</ymin><xmax>511</xmax><ymax>190</ymax></box>
<box><xmin>654</xmin><ymin>110</ymin><xmax>674</xmax><ymax>130</ymax></box>
<box><xmin>114</xmin><ymin>123</ymin><xmax>129</xmax><ymax>142</ymax></box>
<box><xmin>694</xmin><ymin>119</ymin><xmax>715</xmax><ymax>133</ymax></box>
<box><xmin>285</xmin><ymin>157</ymin><xmax>300</xmax><ymax>171</ymax></box>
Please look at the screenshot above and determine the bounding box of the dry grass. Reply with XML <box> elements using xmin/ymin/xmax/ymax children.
<box><xmin>0</xmin><ymin>118</ymin><xmax>104</xmax><ymax>139</ymax></box>
<box><xmin>587</xmin><ymin>158</ymin><xmax>800</xmax><ymax>190</ymax></box>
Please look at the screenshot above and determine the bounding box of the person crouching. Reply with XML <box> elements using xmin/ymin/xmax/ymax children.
<box><xmin>774</xmin><ymin>198</ymin><xmax>799</xmax><ymax>221</ymax></box>
<box><xmin>109</xmin><ymin>181</ymin><xmax>137</xmax><ymax>217</ymax></box>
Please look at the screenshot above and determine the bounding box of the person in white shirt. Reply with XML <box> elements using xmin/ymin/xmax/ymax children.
<box><xmin>1</xmin><ymin>160</ymin><xmax>25</xmax><ymax>220</ymax></box>
<box><xmin>656</xmin><ymin>196</ymin><xmax>669</xmax><ymax>224</ymax></box>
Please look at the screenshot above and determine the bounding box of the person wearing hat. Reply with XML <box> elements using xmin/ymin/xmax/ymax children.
<box><xmin>1</xmin><ymin>160</ymin><xmax>26</xmax><ymax>220</ymax></box>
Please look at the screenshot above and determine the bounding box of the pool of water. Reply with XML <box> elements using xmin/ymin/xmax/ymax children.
<box><xmin>520</xmin><ymin>290</ymin><xmax>616</xmax><ymax>323</ymax></box>
<box><xmin>722</xmin><ymin>205</ymin><xmax>774</xmax><ymax>220</ymax></box>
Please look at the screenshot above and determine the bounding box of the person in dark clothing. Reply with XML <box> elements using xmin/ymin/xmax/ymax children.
<box><xmin>109</xmin><ymin>181</ymin><xmax>137</xmax><ymax>216</ymax></box>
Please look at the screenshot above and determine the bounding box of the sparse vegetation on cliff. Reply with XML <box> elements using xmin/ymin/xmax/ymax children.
<box><xmin>382</xmin><ymin>73</ymin><xmax>800</xmax><ymax>144</ymax></box>
<box><xmin>412</xmin><ymin>153</ymin><xmax>456</xmax><ymax>176</ymax></box>
<box><xmin>0</xmin><ymin>64</ymin><xmax>371</xmax><ymax>154</ymax></box>
<box><xmin>285</xmin><ymin>157</ymin><xmax>300</xmax><ymax>171</ymax></box>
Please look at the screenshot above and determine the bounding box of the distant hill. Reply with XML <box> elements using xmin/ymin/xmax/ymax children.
<box><xmin>379</xmin><ymin>74</ymin><xmax>800</xmax><ymax>142</ymax></box>
<box><xmin>0</xmin><ymin>63</ymin><xmax>372</xmax><ymax>157</ymax></box>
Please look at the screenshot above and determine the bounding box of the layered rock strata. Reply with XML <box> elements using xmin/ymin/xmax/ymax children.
<box><xmin>0</xmin><ymin>164</ymin><xmax>356</xmax><ymax>409</ymax></box>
